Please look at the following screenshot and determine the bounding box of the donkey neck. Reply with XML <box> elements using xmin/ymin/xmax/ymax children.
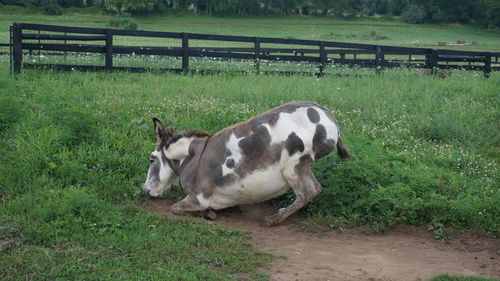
<box><xmin>164</xmin><ymin>136</ymin><xmax>209</xmax><ymax>175</ymax></box>
<box><xmin>164</xmin><ymin>136</ymin><xmax>195</xmax><ymax>161</ymax></box>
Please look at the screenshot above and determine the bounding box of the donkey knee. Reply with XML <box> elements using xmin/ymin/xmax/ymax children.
<box><xmin>171</xmin><ymin>202</ymin><xmax>187</xmax><ymax>215</ymax></box>
<box><xmin>171</xmin><ymin>196</ymin><xmax>203</xmax><ymax>214</ymax></box>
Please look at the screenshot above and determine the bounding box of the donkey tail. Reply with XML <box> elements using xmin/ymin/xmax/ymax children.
<box><xmin>337</xmin><ymin>137</ymin><xmax>352</xmax><ymax>160</ymax></box>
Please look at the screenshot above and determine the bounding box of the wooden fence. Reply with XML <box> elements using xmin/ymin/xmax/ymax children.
<box><xmin>10</xmin><ymin>22</ymin><xmax>500</xmax><ymax>77</ymax></box>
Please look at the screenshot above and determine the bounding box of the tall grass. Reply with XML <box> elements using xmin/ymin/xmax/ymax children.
<box><xmin>0</xmin><ymin>56</ymin><xmax>498</xmax><ymax>279</ymax></box>
<box><xmin>0</xmin><ymin>60</ymin><xmax>272</xmax><ymax>280</ymax></box>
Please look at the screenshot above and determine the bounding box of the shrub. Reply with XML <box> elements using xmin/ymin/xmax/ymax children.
<box><xmin>109</xmin><ymin>17</ymin><xmax>138</xmax><ymax>30</ymax></box>
<box><xmin>402</xmin><ymin>5</ymin><xmax>427</xmax><ymax>24</ymax></box>
<box><xmin>43</xmin><ymin>3</ymin><xmax>63</xmax><ymax>15</ymax></box>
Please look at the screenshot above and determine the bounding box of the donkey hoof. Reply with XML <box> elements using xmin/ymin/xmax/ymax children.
<box><xmin>204</xmin><ymin>209</ymin><xmax>217</xmax><ymax>220</ymax></box>
<box><xmin>260</xmin><ymin>216</ymin><xmax>277</xmax><ymax>227</ymax></box>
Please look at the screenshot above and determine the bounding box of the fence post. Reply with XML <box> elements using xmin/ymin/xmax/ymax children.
<box><xmin>484</xmin><ymin>52</ymin><xmax>491</xmax><ymax>78</ymax></box>
<box><xmin>105</xmin><ymin>29</ymin><xmax>113</xmax><ymax>72</ymax></box>
<box><xmin>182</xmin><ymin>33</ymin><xmax>189</xmax><ymax>73</ymax></box>
<box><xmin>427</xmin><ymin>49</ymin><xmax>438</xmax><ymax>74</ymax></box>
<box><xmin>9</xmin><ymin>25</ymin><xmax>13</xmax><ymax>74</ymax></box>
<box><xmin>375</xmin><ymin>45</ymin><xmax>383</xmax><ymax>74</ymax></box>
<box><xmin>254</xmin><ymin>37</ymin><xmax>260</xmax><ymax>74</ymax></box>
<box><xmin>318</xmin><ymin>41</ymin><xmax>326</xmax><ymax>77</ymax></box>
<box><xmin>12</xmin><ymin>22</ymin><xmax>22</xmax><ymax>74</ymax></box>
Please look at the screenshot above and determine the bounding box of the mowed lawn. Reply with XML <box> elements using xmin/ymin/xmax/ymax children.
<box><xmin>0</xmin><ymin>10</ymin><xmax>499</xmax><ymax>281</ymax></box>
<box><xmin>1</xmin><ymin>9</ymin><xmax>500</xmax><ymax>52</ymax></box>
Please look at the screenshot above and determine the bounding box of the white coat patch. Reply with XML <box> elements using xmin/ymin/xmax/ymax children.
<box><xmin>198</xmin><ymin>163</ymin><xmax>288</xmax><ymax>210</ymax></box>
<box><xmin>264</xmin><ymin>106</ymin><xmax>338</xmax><ymax>157</ymax></box>
<box><xmin>165</xmin><ymin>137</ymin><xmax>193</xmax><ymax>160</ymax></box>
<box><xmin>221</xmin><ymin>133</ymin><xmax>244</xmax><ymax>176</ymax></box>
<box><xmin>145</xmin><ymin>150</ymin><xmax>177</xmax><ymax>197</ymax></box>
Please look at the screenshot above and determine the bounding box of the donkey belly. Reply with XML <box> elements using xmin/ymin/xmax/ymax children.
<box><xmin>201</xmin><ymin>163</ymin><xmax>288</xmax><ymax>210</ymax></box>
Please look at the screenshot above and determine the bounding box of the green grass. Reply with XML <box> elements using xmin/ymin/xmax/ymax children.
<box><xmin>0</xmin><ymin>10</ymin><xmax>499</xmax><ymax>280</ymax></box>
<box><xmin>0</xmin><ymin>58</ymin><xmax>274</xmax><ymax>280</ymax></box>
<box><xmin>0</xmin><ymin>188</ymin><xmax>271</xmax><ymax>280</ymax></box>
<box><xmin>1</xmin><ymin>7</ymin><xmax>500</xmax><ymax>52</ymax></box>
<box><xmin>429</xmin><ymin>274</ymin><xmax>500</xmax><ymax>281</ymax></box>
<box><xmin>1</xmin><ymin>57</ymin><xmax>498</xmax><ymax>225</ymax></box>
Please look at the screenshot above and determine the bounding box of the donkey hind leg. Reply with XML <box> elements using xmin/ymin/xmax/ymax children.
<box><xmin>261</xmin><ymin>161</ymin><xmax>322</xmax><ymax>226</ymax></box>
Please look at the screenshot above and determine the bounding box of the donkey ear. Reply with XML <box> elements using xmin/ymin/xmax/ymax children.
<box><xmin>152</xmin><ymin>118</ymin><xmax>166</xmax><ymax>142</ymax></box>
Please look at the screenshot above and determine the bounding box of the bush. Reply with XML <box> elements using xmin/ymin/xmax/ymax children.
<box><xmin>43</xmin><ymin>3</ymin><xmax>63</xmax><ymax>15</ymax></box>
<box><xmin>402</xmin><ymin>5</ymin><xmax>427</xmax><ymax>24</ymax></box>
<box><xmin>109</xmin><ymin>17</ymin><xmax>138</xmax><ymax>30</ymax></box>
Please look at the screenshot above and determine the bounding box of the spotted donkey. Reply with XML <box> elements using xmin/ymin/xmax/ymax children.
<box><xmin>143</xmin><ymin>101</ymin><xmax>351</xmax><ymax>226</ymax></box>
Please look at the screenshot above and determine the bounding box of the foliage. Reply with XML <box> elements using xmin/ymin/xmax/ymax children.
<box><xmin>3</xmin><ymin>0</ymin><xmax>500</xmax><ymax>26</ymax></box>
<box><xmin>43</xmin><ymin>2</ymin><xmax>63</xmax><ymax>15</ymax></box>
<box><xmin>478</xmin><ymin>0</ymin><xmax>500</xmax><ymax>28</ymax></box>
<box><xmin>106</xmin><ymin>0</ymin><xmax>159</xmax><ymax>15</ymax></box>
<box><xmin>401</xmin><ymin>4</ymin><xmax>427</xmax><ymax>24</ymax></box>
<box><xmin>429</xmin><ymin>274</ymin><xmax>499</xmax><ymax>281</ymax></box>
<box><xmin>109</xmin><ymin>17</ymin><xmax>139</xmax><ymax>30</ymax></box>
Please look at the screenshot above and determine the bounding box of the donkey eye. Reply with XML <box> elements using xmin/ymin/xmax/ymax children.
<box><xmin>149</xmin><ymin>158</ymin><xmax>155</xmax><ymax>164</ymax></box>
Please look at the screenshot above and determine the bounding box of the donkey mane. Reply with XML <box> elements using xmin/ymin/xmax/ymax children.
<box><xmin>179</xmin><ymin>129</ymin><xmax>213</xmax><ymax>138</ymax></box>
<box><xmin>162</xmin><ymin>129</ymin><xmax>212</xmax><ymax>149</ymax></box>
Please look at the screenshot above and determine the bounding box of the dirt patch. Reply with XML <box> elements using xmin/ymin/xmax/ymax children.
<box><xmin>145</xmin><ymin>199</ymin><xmax>500</xmax><ymax>281</ymax></box>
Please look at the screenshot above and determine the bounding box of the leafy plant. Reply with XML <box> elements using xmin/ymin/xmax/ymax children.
<box><xmin>402</xmin><ymin>5</ymin><xmax>427</xmax><ymax>24</ymax></box>
<box><xmin>109</xmin><ymin>17</ymin><xmax>138</xmax><ymax>30</ymax></box>
<box><xmin>43</xmin><ymin>3</ymin><xmax>63</xmax><ymax>15</ymax></box>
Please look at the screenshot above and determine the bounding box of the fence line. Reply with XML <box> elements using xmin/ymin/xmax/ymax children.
<box><xmin>9</xmin><ymin>22</ymin><xmax>500</xmax><ymax>77</ymax></box>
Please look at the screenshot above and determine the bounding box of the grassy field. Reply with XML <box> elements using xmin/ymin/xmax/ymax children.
<box><xmin>1</xmin><ymin>6</ymin><xmax>500</xmax><ymax>52</ymax></box>
<box><xmin>1</xmin><ymin>9</ymin><xmax>499</xmax><ymax>280</ymax></box>
<box><xmin>1</xmin><ymin>58</ymin><xmax>498</xmax><ymax>279</ymax></box>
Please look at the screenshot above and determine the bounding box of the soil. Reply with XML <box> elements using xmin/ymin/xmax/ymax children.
<box><xmin>145</xmin><ymin>199</ymin><xmax>500</xmax><ymax>281</ymax></box>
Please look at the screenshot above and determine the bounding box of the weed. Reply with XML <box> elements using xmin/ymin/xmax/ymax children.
<box><xmin>429</xmin><ymin>274</ymin><xmax>499</xmax><ymax>281</ymax></box>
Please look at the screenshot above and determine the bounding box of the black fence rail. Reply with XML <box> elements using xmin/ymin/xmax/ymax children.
<box><xmin>10</xmin><ymin>22</ymin><xmax>500</xmax><ymax>77</ymax></box>
<box><xmin>0</xmin><ymin>43</ymin><xmax>10</xmax><ymax>55</ymax></box>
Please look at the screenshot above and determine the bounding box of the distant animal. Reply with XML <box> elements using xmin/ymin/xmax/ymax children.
<box><xmin>143</xmin><ymin>101</ymin><xmax>351</xmax><ymax>226</ymax></box>
<box><xmin>419</xmin><ymin>68</ymin><xmax>450</xmax><ymax>79</ymax></box>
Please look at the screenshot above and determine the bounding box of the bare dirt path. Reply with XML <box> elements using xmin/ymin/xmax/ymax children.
<box><xmin>146</xmin><ymin>199</ymin><xmax>499</xmax><ymax>281</ymax></box>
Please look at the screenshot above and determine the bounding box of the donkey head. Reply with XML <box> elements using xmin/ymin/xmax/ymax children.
<box><xmin>142</xmin><ymin>118</ymin><xmax>178</xmax><ymax>197</ymax></box>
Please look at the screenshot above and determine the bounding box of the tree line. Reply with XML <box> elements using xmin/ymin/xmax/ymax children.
<box><xmin>2</xmin><ymin>0</ymin><xmax>499</xmax><ymax>27</ymax></box>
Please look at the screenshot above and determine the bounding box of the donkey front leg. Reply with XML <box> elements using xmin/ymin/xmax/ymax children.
<box><xmin>171</xmin><ymin>195</ymin><xmax>216</xmax><ymax>219</ymax></box>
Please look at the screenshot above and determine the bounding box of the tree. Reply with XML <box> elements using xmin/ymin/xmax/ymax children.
<box><xmin>107</xmin><ymin>0</ymin><xmax>158</xmax><ymax>15</ymax></box>
<box><xmin>479</xmin><ymin>0</ymin><xmax>500</xmax><ymax>27</ymax></box>
<box><xmin>58</xmin><ymin>0</ymin><xmax>84</xmax><ymax>7</ymax></box>
<box><xmin>401</xmin><ymin>4</ymin><xmax>427</xmax><ymax>23</ymax></box>
<box><xmin>388</xmin><ymin>0</ymin><xmax>406</xmax><ymax>15</ymax></box>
